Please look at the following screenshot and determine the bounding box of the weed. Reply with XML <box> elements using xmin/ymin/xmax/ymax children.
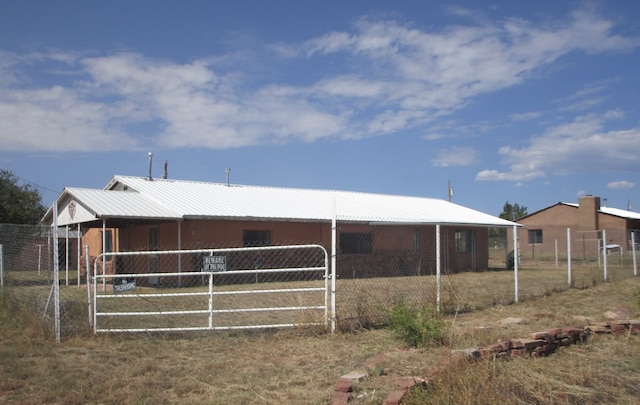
<box><xmin>385</xmin><ymin>300</ymin><xmax>447</xmax><ymax>348</ymax></box>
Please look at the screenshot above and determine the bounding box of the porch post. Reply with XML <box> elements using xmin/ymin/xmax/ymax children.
<box><xmin>436</xmin><ymin>224</ymin><xmax>441</xmax><ymax>312</ymax></box>
<box><xmin>77</xmin><ymin>224</ymin><xmax>81</xmax><ymax>287</ymax></box>
<box><xmin>602</xmin><ymin>229</ymin><xmax>608</xmax><ymax>281</ymax></box>
<box><xmin>632</xmin><ymin>232</ymin><xmax>637</xmax><ymax>277</ymax></box>
<box><xmin>178</xmin><ymin>220</ymin><xmax>182</xmax><ymax>287</ymax></box>
<box><xmin>102</xmin><ymin>219</ymin><xmax>106</xmax><ymax>291</ymax></box>
<box><xmin>513</xmin><ymin>225</ymin><xmax>518</xmax><ymax>303</ymax></box>
<box><xmin>53</xmin><ymin>202</ymin><xmax>61</xmax><ymax>343</ymax></box>
<box><xmin>331</xmin><ymin>197</ymin><xmax>337</xmax><ymax>334</ymax></box>
<box><xmin>567</xmin><ymin>228</ymin><xmax>572</xmax><ymax>287</ymax></box>
<box><xmin>65</xmin><ymin>225</ymin><xmax>69</xmax><ymax>286</ymax></box>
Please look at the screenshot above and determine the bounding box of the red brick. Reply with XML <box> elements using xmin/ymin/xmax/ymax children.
<box><xmin>587</xmin><ymin>325</ymin><xmax>610</xmax><ymax>334</ymax></box>
<box><xmin>330</xmin><ymin>391</ymin><xmax>352</xmax><ymax>405</ymax></box>
<box><xmin>511</xmin><ymin>348</ymin><xmax>528</xmax><ymax>357</ymax></box>
<box><xmin>530</xmin><ymin>331</ymin><xmax>552</xmax><ymax>341</ymax></box>
<box><xmin>393</xmin><ymin>376</ymin><xmax>427</xmax><ymax>390</ymax></box>
<box><xmin>521</xmin><ymin>339</ymin><xmax>546</xmax><ymax>351</ymax></box>
<box><xmin>545</xmin><ymin>328</ymin><xmax>563</xmax><ymax>339</ymax></box>
<box><xmin>382</xmin><ymin>390</ymin><xmax>407</xmax><ymax>405</ymax></box>
<box><xmin>334</xmin><ymin>378</ymin><xmax>353</xmax><ymax>393</ymax></box>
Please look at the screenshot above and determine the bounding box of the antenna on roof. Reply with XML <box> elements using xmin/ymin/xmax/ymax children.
<box><xmin>448</xmin><ymin>180</ymin><xmax>454</xmax><ymax>202</ymax></box>
<box><xmin>162</xmin><ymin>161</ymin><xmax>168</xmax><ymax>179</ymax></box>
<box><xmin>147</xmin><ymin>152</ymin><xmax>153</xmax><ymax>181</ymax></box>
<box><xmin>225</xmin><ymin>167</ymin><xmax>231</xmax><ymax>186</ymax></box>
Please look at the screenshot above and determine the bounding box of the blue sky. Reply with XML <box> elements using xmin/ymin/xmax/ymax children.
<box><xmin>1</xmin><ymin>1</ymin><xmax>639</xmax><ymax>216</ymax></box>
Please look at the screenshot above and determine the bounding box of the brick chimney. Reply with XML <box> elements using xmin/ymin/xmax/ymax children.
<box><xmin>578</xmin><ymin>195</ymin><xmax>600</xmax><ymax>231</ymax></box>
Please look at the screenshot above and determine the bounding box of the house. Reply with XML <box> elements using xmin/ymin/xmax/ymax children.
<box><xmin>510</xmin><ymin>195</ymin><xmax>640</xmax><ymax>259</ymax></box>
<box><xmin>42</xmin><ymin>175</ymin><xmax>518</xmax><ymax>281</ymax></box>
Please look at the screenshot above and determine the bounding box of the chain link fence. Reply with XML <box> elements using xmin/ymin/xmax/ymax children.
<box><xmin>0</xmin><ymin>224</ymin><xmax>88</xmax><ymax>338</ymax></box>
<box><xmin>1</xmin><ymin>223</ymin><xmax>638</xmax><ymax>337</ymax></box>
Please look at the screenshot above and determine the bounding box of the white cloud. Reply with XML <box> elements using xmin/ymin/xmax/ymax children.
<box><xmin>433</xmin><ymin>146</ymin><xmax>479</xmax><ymax>167</ymax></box>
<box><xmin>0</xmin><ymin>86</ymin><xmax>138</xmax><ymax>152</ymax></box>
<box><xmin>607</xmin><ymin>180</ymin><xmax>635</xmax><ymax>190</ymax></box>
<box><xmin>477</xmin><ymin>111</ymin><xmax>640</xmax><ymax>182</ymax></box>
<box><xmin>510</xmin><ymin>111</ymin><xmax>543</xmax><ymax>122</ymax></box>
<box><xmin>1</xmin><ymin>6</ymin><xmax>639</xmax><ymax>152</ymax></box>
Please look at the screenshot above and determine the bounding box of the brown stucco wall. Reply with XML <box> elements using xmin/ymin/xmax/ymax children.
<box><xmin>82</xmin><ymin>219</ymin><xmax>491</xmax><ymax>279</ymax></box>
<box><xmin>509</xmin><ymin>200</ymin><xmax>634</xmax><ymax>259</ymax></box>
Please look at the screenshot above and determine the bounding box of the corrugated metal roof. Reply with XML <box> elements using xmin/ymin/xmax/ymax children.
<box><xmin>95</xmin><ymin>175</ymin><xmax>518</xmax><ymax>227</ymax></box>
<box><xmin>563</xmin><ymin>203</ymin><xmax>640</xmax><ymax>220</ymax></box>
<box><xmin>66</xmin><ymin>188</ymin><xmax>182</xmax><ymax>220</ymax></box>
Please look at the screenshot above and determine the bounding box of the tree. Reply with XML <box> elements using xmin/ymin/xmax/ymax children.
<box><xmin>0</xmin><ymin>170</ymin><xmax>46</xmax><ymax>224</ymax></box>
<box><xmin>498</xmin><ymin>201</ymin><xmax>528</xmax><ymax>222</ymax></box>
<box><xmin>489</xmin><ymin>201</ymin><xmax>528</xmax><ymax>248</ymax></box>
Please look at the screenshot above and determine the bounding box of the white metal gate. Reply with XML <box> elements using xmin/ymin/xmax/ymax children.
<box><xmin>91</xmin><ymin>244</ymin><xmax>329</xmax><ymax>333</ymax></box>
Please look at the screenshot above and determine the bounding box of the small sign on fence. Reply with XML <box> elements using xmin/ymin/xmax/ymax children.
<box><xmin>113</xmin><ymin>278</ymin><xmax>137</xmax><ymax>293</ymax></box>
<box><xmin>203</xmin><ymin>255</ymin><xmax>227</xmax><ymax>272</ymax></box>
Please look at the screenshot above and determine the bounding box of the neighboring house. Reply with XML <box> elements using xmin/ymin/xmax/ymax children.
<box><xmin>42</xmin><ymin>175</ymin><xmax>518</xmax><ymax>281</ymax></box>
<box><xmin>510</xmin><ymin>195</ymin><xmax>640</xmax><ymax>259</ymax></box>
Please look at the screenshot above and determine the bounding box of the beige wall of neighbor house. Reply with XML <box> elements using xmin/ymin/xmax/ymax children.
<box><xmin>508</xmin><ymin>195</ymin><xmax>639</xmax><ymax>260</ymax></box>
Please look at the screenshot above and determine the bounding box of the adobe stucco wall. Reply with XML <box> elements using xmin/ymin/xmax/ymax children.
<box><xmin>509</xmin><ymin>203</ymin><xmax>631</xmax><ymax>259</ymax></box>
<box><xmin>89</xmin><ymin>219</ymin><xmax>490</xmax><ymax>277</ymax></box>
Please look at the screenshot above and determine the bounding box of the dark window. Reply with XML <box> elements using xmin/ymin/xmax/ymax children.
<box><xmin>148</xmin><ymin>227</ymin><xmax>158</xmax><ymax>250</ymax></box>
<box><xmin>340</xmin><ymin>233</ymin><xmax>372</xmax><ymax>254</ymax></box>
<box><xmin>103</xmin><ymin>230</ymin><xmax>113</xmax><ymax>253</ymax></box>
<box><xmin>455</xmin><ymin>230</ymin><xmax>473</xmax><ymax>253</ymax></box>
<box><xmin>528</xmin><ymin>229</ymin><xmax>543</xmax><ymax>244</ymax></box>
<box><xmin>243</xmin><ymin>230</ymin><xmax>271</xmax><ymax>247</ymax></box>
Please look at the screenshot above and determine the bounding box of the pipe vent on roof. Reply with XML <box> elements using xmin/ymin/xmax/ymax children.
<box><xmin>147</xmin><ymin>152</ymin><xmax>153</xmax><ymax>181</ymax></box>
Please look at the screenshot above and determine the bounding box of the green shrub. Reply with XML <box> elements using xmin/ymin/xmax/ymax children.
<box><xmin>386</xmin><ymin>300</ymin><xmax>447</xmax><ymax>347</ymax></box>
<box><xmin>506</xmin><ymin>250</ymin><xmax>515</xmax><ymax>270</ymax></box>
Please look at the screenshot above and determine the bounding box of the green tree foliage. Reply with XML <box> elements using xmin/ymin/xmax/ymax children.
<box><xmin>499</xmin><ymin>201</ymin><xmax>528</xmax><ymax>221</ymax></box>
<box><xmin>489</xmin><ymin>201</ymin><xmax>528</xmax><ymax>248</ymax></box>
<box><xmin>0</xmin><ymin>170</ymin><xmax>46</xmax><ymax>224</ymax></box>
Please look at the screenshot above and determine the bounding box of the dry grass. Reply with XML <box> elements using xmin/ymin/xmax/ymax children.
<box><xmin>1</xmin><ymin>265</ymin><xmax>639</xmax><ymax>404</ymax></box>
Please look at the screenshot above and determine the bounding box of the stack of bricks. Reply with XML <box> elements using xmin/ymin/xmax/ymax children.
<box><xmin>329</xmin><ymin>320</ymin><xmax>639</xmax><ymax>405</ymax></box>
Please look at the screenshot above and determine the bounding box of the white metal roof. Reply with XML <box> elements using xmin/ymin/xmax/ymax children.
<box><xmin>44</xmin><ymin>175</ymin><xmax>519</xmax><ymax>227</ymax></box>
<box><xmin>66</xmin><ymin>188</ymin><xmax>181</xmax><ymax>219</ymax></box>
<box><xmin>84</xmin><ymin>175</ymin><xmax>517</xmax><ymax>227</ymax></box>
<box><xmin>563</xmin><ymin>203</ymin><xmax>640</xmax><ymax>220</ymax></box>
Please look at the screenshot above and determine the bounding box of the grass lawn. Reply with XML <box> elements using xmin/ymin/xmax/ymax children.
<box><xmin>1</xmin><ymin>263</ymin><xmax>639</xmax><ymax>404</ymax></box>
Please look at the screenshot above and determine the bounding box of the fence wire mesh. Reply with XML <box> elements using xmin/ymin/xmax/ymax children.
<box><xmin>1</xmin><ymin>222</ymin><xmax>638</xmax><ymax>337</ymax></box>
<box><xmin>0</xmin><ymin>224</ymin><xmax>87</xmax><ymax>337</ymax></box>
<box><xmin>92</xmin><ymin>245</ymin><xmax>328</xmax><ymax>333</ymax></box>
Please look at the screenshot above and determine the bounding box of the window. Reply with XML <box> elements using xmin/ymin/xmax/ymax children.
<box><xmin>148</xmin><ymin>227</ymin><xmax>158</xmax><ymax>250</ymax></box>
<box><xmin>455</xmin><ymin>230</ymin><xmax>473</xmax><ymax>253</ymax></box>
<box><xmin>102</xmin><ymin>230</ymin><xmax>113</xmax><ymax>253</ymax></box>
<box><xmin>528</xmin><ymin>229</ymin><xmax>543</xmax><ymax>244</ymax></box>
<box><xmin>243</xmin><ymin>230</ymin><xmax>271</xmax><ymax>247</ymax></box>
<box><xmin>340</xmin><ymin>233</ymin><xmax>372</xmax><ymax>254</ymax></box>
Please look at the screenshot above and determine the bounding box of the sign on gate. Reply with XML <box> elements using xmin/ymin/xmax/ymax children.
<box><xmin>203</xmin><ymin>255</ymin><xmax>226</xmax><ymax>272</ymax></box>
<box><xmin>113</xmin><ymin>277</ymin><xmax>136</xmax><ymax>293</ymax></box>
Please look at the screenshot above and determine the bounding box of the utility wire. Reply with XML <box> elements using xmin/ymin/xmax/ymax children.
<box><xmin>13</xmin><ymin>174</ymin><xmax>60</xmax><ymax>194</ymax></box>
